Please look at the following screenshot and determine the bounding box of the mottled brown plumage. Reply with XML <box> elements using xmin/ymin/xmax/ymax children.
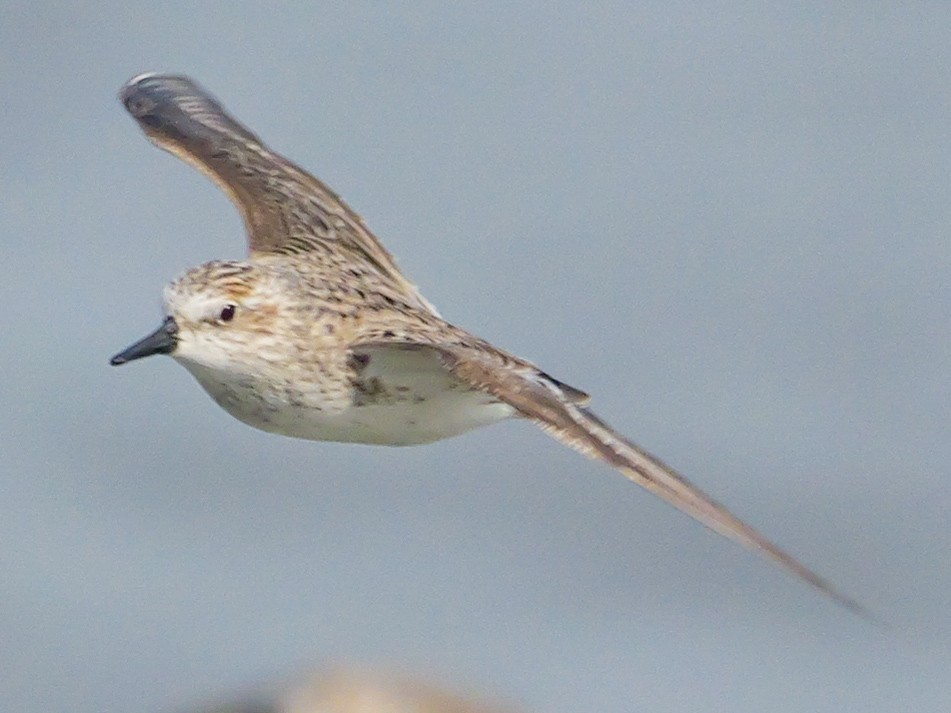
<box><xmin>111</xmin><ymin>73</ymin><xmax>865</xmax><ymax>614</ymax></box>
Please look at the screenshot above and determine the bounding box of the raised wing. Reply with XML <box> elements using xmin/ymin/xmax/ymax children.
<box><xmin>352</xmin><ymin>338</ymin><xmax>867</xmax><ymax>615</ymax></box>
<box><xmin>119</xmin><ymin>72</ymin><xmax>438</xmax><ymax>314</ymax></box>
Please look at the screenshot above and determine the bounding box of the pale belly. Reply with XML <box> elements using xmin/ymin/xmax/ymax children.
<box><xmin>179</xmin><ymin>359</ymin><xmax>516</xmax><ymax>446</ymax></box>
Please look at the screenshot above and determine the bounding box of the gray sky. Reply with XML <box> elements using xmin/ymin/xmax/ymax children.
<box><xmin>2</xmin><ymin>3</ymin><xmax>950</xmax><ymax>712</ymax></box>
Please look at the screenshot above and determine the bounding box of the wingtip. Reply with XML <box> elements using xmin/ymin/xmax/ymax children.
<box><xmin>118</xmin><ymin>72</ymin><xmax>264</xmax><ymax>150</ymax></box>
<box><xmin>833</xmin><ymin>592</ymin><xmax>886</xmax><ymax>627</ymax></box>
<box><xmin>120</xmin><ymin>71</ymin><xmax>166</xmax><ymax>103</ymax></box>
<box><xmin>780</xmin><ymin>559</ymin><xmax>881</xmax><ymax>624</ymax></box>
<box><xmin>119</xmin><ymin>72</ymin><xmax>199</xmax><ymax>109</ymax></box>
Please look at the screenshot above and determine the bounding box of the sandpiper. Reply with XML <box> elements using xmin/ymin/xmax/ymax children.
<box><xmin>111</xmin><ymin>73</ymin><xmax>863</xmax><ymax>613</ymax></box>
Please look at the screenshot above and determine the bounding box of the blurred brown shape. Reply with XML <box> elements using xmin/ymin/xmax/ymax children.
<box><xmin>195</xmin><ymin>669</ymin><xmax>522</xmax><ymax>713</ymax></box>
<box><xmin>281</xmin><ymin>670</ymin><xmax>519</xmax><ymax>713</ymax></box>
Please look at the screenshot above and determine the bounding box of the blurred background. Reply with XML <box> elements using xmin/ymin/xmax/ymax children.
<box><xmin>2</xmin><ymin>3</ymin><xmax>950</xmax><ymax>712</ymax></box>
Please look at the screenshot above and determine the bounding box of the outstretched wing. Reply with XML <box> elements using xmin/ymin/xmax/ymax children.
<box><xmin>119</xmin><ymin>72</ymin><xmax>438</xmax><ymax>314</ymax></box>
<box><xmin>352</xmin><ymin>338</ymin><xmax>867</xmax><ymax>614</ymax></box>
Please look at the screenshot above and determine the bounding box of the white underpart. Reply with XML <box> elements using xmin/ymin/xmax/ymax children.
<box><xmin>177</xmin><ymin>346</ymin><xmax>515</xmax><ymax>446</ymax></box>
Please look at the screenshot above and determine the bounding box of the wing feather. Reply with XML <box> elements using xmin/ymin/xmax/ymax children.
<box><xmin>119</xmin><ymin>73</ymin><xmax>438</xmax><ymax>314</ymax></box>
<box><xmin>356</xmin><ymin>338</ymin><xmax>867</xmax><ymax>614</ymax></box>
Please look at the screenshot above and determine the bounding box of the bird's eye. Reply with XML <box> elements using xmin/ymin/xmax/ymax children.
<box><xmin>219</xmin><ymin>304</ymin><xmax>236</xmax><ymax>322</ymax></box>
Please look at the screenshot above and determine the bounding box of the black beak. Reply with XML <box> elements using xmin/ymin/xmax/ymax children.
<box><xmin>110</xmin><ymin>316</ymin><xmax>179</xmax><ymax>365</ymax></box>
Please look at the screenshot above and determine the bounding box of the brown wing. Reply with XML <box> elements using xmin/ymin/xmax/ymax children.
<box><xmin>119</xmin><ymin>72</ymin><xmax>438</xmax><ymax>314</ymax></box>
<box><xmin>353</xmin><ymin>338</ymin><xmax>868</xmax><ymax>615</ymax></box>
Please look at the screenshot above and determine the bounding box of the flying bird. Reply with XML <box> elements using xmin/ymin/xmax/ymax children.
<box><xmin>111</xmin><ymin>73</ymin><xmax>863</xmax><ymax>613</ymax></box>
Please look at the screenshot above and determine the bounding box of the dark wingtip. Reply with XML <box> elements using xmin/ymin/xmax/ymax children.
<box><xmin>837</xmin><ymin>594</ymin><xmax>888</xmax><ymax>628</ymax></box>
<box><xmin>119</xmin><ymin>72</ymin><xmax>261</xmax><ymax>145</ymax></box>
<box><xmin>803</xmin><ymin>570</ymin><xmax>884</xmax><ymax>626</ymax></box>
<box><xmin>119</xmin><ymin>73</ymin><xmax>209</xmax><ymax>135</ymax></box>
<box><xmin>120</xmin><ymin>73</ymin><xmax>202</xmax><ymax>111</ymax></box>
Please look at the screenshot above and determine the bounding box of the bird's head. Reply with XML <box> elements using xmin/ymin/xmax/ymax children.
<box><xmin>110</xmin><ymin>260</ymin><xmax>282</xmax><ymax>373</ymax></box>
